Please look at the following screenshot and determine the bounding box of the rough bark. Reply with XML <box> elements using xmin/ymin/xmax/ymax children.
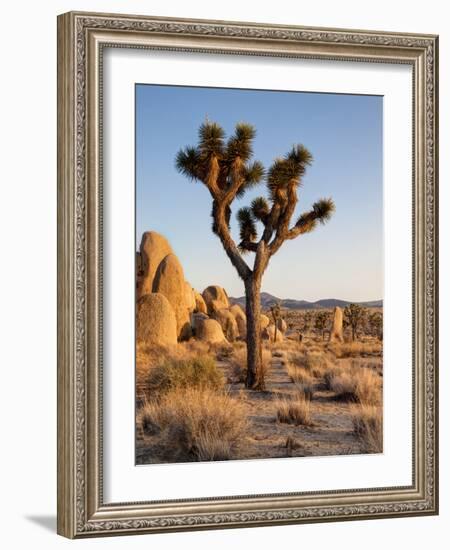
<box><xmin>245</xmin><ymin>277</ymin><xmax>263</xmax><ymax>389</ymax></box>
<box><xmin>213</xmin><ymin>199</ymin><xmax>251</xmax><ymax>281</ymax></box>
<box><xmin>244</xmin><ymin>242</ymin><xmax>269</xmax><ymax>390</ymax></box>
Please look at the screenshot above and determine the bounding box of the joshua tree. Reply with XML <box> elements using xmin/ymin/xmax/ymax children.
<box><xmin>303</xmin><ymin>311</ymin><xmax>313</xmax><ymax>335</ymax></box>
<box><xmin>176</xmin><ymin>120</ymin><xmax>335</xmax><ymax>389</ymax></box>
<box><xmin>344</xmin><ymin>303</ymin><xmax>366</xmax><ymax>341</ymax></box>
<box><xmin>368</xmin><ymin>311</ymin><xmax>383</xmax><ymax>341</ymax></box>
<box><xmin>314</xmin><ymin>311</ymin><xmax>330</xmax><ymax>340</ymax></box>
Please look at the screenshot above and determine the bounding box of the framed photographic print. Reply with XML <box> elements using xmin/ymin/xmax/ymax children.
<box><xmin>57</xmin><ymin>11</ymin><xmax>439</xmax><ymax>538</ymax></box>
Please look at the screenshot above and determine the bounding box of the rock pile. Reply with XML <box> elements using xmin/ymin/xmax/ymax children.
<box><xmin>152</xmin><ymin>253</ymin><xmax>192</xmax><ymax>340</ymax></box>
<box><xmin>137</xmin><ymin>231</ymin><xmax>173</xmax><ymax>298</ymax></box>
<box><xmin>202</xmin><ymin>285</ymin><xmax>230</xmax><ymax>315</ymax></box>
<box><xmin>136</xmin><ymin>231</ymin><xmax>288</xmax><ymax>347</ymax></box>
<box><xmin>136</xmin><ymin>293</ymin><xmax>177</xmax><ymax>346</ymax></box>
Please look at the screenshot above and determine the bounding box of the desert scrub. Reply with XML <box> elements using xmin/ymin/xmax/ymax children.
<box><xmin>289</xmin><ymin>351</ymin><xmax>332</xmax><ymax>378</ymax></box>
<box><xmin>351</xmin><ymin>404</ymin><xmax>383</xmax><ymax>453</ymax></box>
<box><xmin>136</xmin><ymin>342</ymin><xmax>176</xmax><ymax>386</ymax></box>
<box><xmin>328</xmin><ymin>341</ymin><xmax>382</xmax><ymax>358</ymax></box>
<box><xmin>275</xmin><ymin>390</ymin><xmax>312</xmax><ymax>426</ymax></box>
<box><xmin>287</xmin><ymin>362</ymin><xmax>315</xmax><ymax>386</ymax></box>
<box><xmin>136</xmin><ymin>341</ymin><xmax>211</xmax><ymax>386</ymax></box>
<box><xmin>146</xmin><ymin>355</ymin><xmax>224</xmax><ymax>396</ymax></box>
<box><xmin>139</xmin><ymin>387</ymin><xmax>247</xmax><ymax>461</ymax></box>
<box><xmin>293</xmin><ymin>381</ymin><xmax>315</xmax><ymax>401</ymax></box>
<box><xmin>324</xmin><ymin>362</ymin><xmax>381</xmax><ymax>405</ymax></box>
<box><xmin>231</xmin><ymin>347</ymin><xmax>271</xmax><ymax>384</ymax></box>
<box><xmin>212</xmin><ymin>342</ymin><xmax>234</xmax><ymax>361</ymax></box>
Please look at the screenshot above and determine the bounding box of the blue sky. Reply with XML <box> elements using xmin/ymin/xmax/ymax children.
<box><xmin>136</xmin><ymin>84</ymin><xmax>383</xmax><ymax>302</ymax></box>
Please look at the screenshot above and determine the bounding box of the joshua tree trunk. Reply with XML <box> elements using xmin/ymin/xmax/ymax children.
<box><xmin>245</xmin><ymin>276</ymin><xmax>264</xmax><ymax>389</ymax></box>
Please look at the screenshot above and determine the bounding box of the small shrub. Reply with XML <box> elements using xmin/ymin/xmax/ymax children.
<box><xmin>136</xmin><ymin>343</ymin><xmax>176</xmax><ymax>386</ymax></box>
<box><xmin>213</xmin><ymin>342</ymin><xmax>234</xmax><ymax>360</ymax></box>
<box><xmin>140</xmin><ymin>399</ymin><xmax>165</xmax><ymax>436</ymax></box>
<box><xmin>351</xmin><ymin>404</ymin><xmax>383</xmax><ymax>453</ymax></box>
<box><xmin>324</xmin><ymin>363</ymin><xmax>381</xmax><ymax>405</ymax></box>
<box><xmin>137</xmin><ymin>341</ymin><xmax>212</xmax><ymax>386</ymax></box>
<box><xmin>324</xmin><ymin>366</ymin><xmax>354</xmax><ymax>398</ymax></box>
<box><xmin>275</xmin><ymin>391</ymin><xmax>312</xmax><ymax>426</ymax></box>
<box><xmin>289</xmin><ymin>351</ymin><xmax>332</xmax><ymax>378</ymax></box>
<box><xmin>329</xmin><ymin>341</ymin><xmax>382</xmax><ymax>358</ymax></box>
<box><xmin>354</xmin><ymin>367</ymin><xmax>382</xmax><ymax>405</ymax></box>
<box><xmin>287</xmin><ymin>364</ymin><xmax>315</xmax><ymax>385</ymax></box>
<box><xmin>195</xmin><ymin>433</ymin><xmax>234</xmax><ymax>461</ymax></box>
<box><xmin>294</xmin><ymin>382</ymin><xmax>315</xmax><ymax>401</ymax></box>
<box><xmin>138</xmin><ymin>387</ymin><xmax>247</xmax><ymax>461</ymax></box>
<box><xmin>180</xmin><ymin>339</ymin><xmax>211</xmax><ymax>357</ymax></box>
<box><xmin>146</xmin><ymin>355</ymin><xmax>224</xmax><ymax>396</ymax></box>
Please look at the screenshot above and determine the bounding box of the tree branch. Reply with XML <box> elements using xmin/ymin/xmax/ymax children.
<box><xmin>261</xmin><ymin>201</ymin><xmax>281</xmax><ymax>243</ymax></box>
<box><xmin>203</xmin><ymin>156</ymin><xmax>221</xmax><ymax>199</ymax></box>
<box><xmin>286</xmin><ymin>198</ymin><xmax>335</xmax><ymax>240</ymax></box>
<box><xmin>221</xmin><ymin>158</ymin><xmax>245</xmax><ymax>204</ymax></box>
<box><xmin>253</xmin><ymin>240</ymin><xmax>270</xmax><ymax>281</ymax></box>
<box><xmin>213</xmin><ymin>200</ymin><xmax>252</xmax><ymax>280</ymax></box>
<box><xmin>268</xmin><ymin>182</ymin><xmax>298</xmax><ymax>255</ymax></box>
<box><xmin>286</xmin><ymin>218</ymin><xmax>317</xmax><ymax>240</ymax></box>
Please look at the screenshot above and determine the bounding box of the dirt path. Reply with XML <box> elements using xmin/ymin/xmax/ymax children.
<box><xmin>219</xmin><ymin>349</ymin><xmax>364</xmax><ymax>460</ymax></box>
<box><xmin>265</xmin><ymin>351</ymin><xmax>293</xmax><ymax>393</ymax></box>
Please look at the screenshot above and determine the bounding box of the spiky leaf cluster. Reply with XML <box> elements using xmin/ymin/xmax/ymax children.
<box><xmin>236</xmin><ymin>161</ymin><xmax>265</xmax><ymax>198</ymax></box>
<box><xmin>175</xmin><ymin>119</ymin><xmax>335</xmax><ymax>256</ymax></box>
<box><xmin>251</xmin><ymin>197</ymin><xmax>270</xmax><ymax>222</ymax></box>
<box><xmin>267</xmin><ymin>145</ymin><xmax>312</xmax><ymax>201</ymax></box>
<box><xmin>175</xmin><ymin>121</ymin><xmax>266</xmax><ymax>236</ymax></box>
<box><xmin>237</xmin><ymin>207</ymin><xmax>257</xmax><ymax>245</ymax></box>
<box><xmin>314</xmin><ymin>311</ymin><xmax>330</xmax><ymax>331</ymax></box>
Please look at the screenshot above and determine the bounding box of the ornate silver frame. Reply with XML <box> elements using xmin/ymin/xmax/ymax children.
<box><xmin>57</xmin><ymin>11</ymin><xmax>439</xmax><ymax>538</ymax></box>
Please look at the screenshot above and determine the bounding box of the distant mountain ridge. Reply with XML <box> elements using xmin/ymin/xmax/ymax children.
<box><xmin>229</xmin><ymin>292</ymin><xmax>382</xmax><ymax>310</ymax></box>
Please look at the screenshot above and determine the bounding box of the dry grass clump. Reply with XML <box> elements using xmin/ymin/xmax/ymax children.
<box><xmin>353</xmin><ymin>367</ymin><xmax>382</xmax><ymax>405</ymax></box>
<box><xmin>293</xmin><ymin>382</ymin><xmax>315</xmax><ymax>401</ymax></box>
<box><xmin>351</xmin><ymin>404</ymin><xmax>383</xmax><ymax>453</ymax></box>
<box><xmin>146</xmin><ymin>355</ymin><xmax>224</xmax><ymax>396</ymax></box>
<box><xmin>324</xmin><ymin>362</ymin><xmax>382</xmax><ymax>405</ymax></box>
<box><xmin>231</xmin><ymin>347</ymin><xmax>272</xmax><ymax>383</ymax></box>
<box><xmin>287</xmin><ymin>363</ymin><xmax>315</xmax><ymax>384</ymax></box>
<box><xmin>275</xmin><ymin>339</ymin><xmax>305</xmax><ymax>353</ymax></box>
<box><xmin>181</xmin><ymin>339</ymin><xmax>213</xmax><ymax>356</ymax></box>
<box><xmin>136</xmin><ymin>343</ymin><xmax>176</xmax><ymax>385</ymax></box>
<box><xmin>324</xmin><ymin>367</ymin><xmax>355</xmax><ymax>400</ymax></box>
<box><xmin>275</xmin><ymin>390</ymin><xmax>312</xmax><ymax>426</ymax></box>
<box><xmin>212</xmin><ymin>342</ymin><xmax>234</xmax><ymax>360</ymax></box>
<box><xmin>329</xmin><ymin>341</ymin><xmax>382</xmax><ymax>358</ymax></box>
<box><xmin>136</xmin><ymin>341</ymin><xmax>212</xmax><ymax>386</ymax></box>
<box><xmin>139</xmin><ymin>387</ymin><xmax>247</xmax><ymax>461</ymax></box>
<box><xmin>289</xmin><ymin>351</ymin><xmax>333</xmax><ymax>379</ymax></box>
<box><xmin>303</xmin><ymin>340</ymin><xmax>322</xmax><ymax>353</ymax></box>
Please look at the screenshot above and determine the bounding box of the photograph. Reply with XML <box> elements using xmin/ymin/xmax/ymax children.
<box><xmin>134</xmin><ymin>84</ymin><xmax>384</xmax><ymax>465</ymax></box>
<box><xmin>54</xmin><ymin>9</ymin><xmax>438</xmax><ymax>538</ymax></box>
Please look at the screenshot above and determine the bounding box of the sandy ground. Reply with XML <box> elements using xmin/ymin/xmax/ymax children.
<box><xmin>136</xmin><ymin>342</ymin><xmax>382</xmax><ymax>464</ymax></box>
